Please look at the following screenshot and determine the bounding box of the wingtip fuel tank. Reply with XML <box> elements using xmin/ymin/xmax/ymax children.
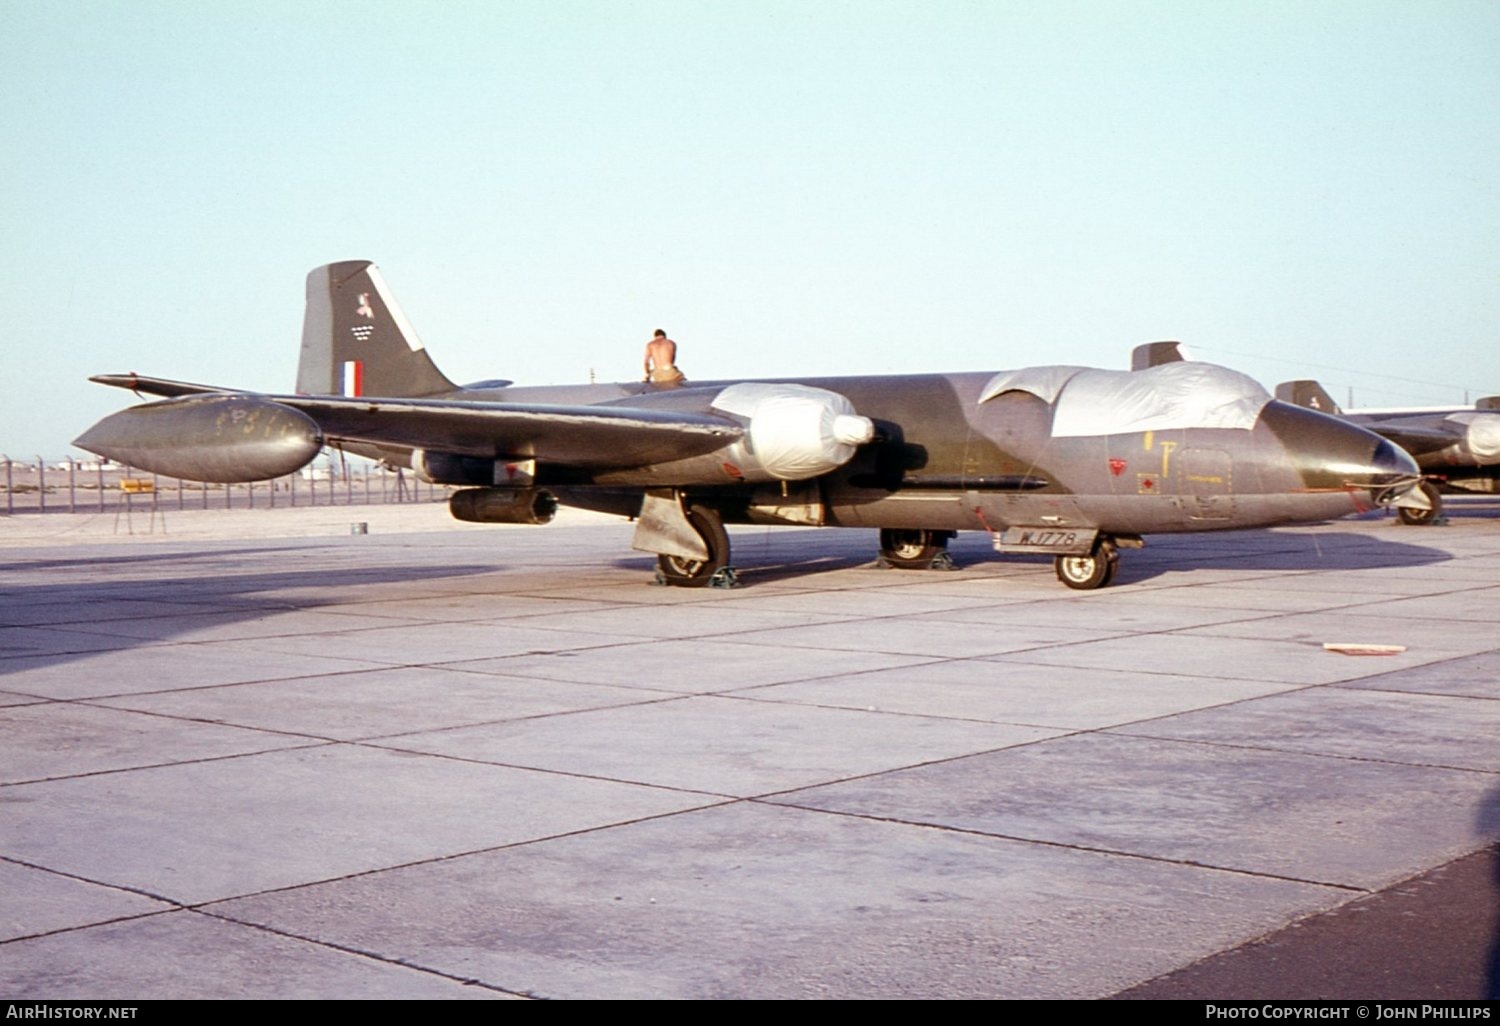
<box><xmin>74</xmin><ymin>394</ymin><xmax>324</xmax><ymax>482</ymax></box>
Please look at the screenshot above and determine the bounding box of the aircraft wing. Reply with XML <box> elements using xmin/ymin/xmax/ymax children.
<box><xmin>1355</xmin><ymin>420</ymin><xmax>1463</xmax><ymax>458</ymax></box>
<box><xmin>85</xmin><ymin>375</ymin><xmax>744</xmax><ymax>470</ymax></box>
<box><xmin>90</xmin><ymin>373</ymin><xmax>237</xmax><ymax>398</ymax></box>
<box><xmin>280</xmin><ymin>394</ymin><xmax>742</xmax><ymax>467</ymax></box>
<box><xmin>1274</xmin><ymin>379</ymin><xmax>1478</xmax><ymax>458</ymax></box>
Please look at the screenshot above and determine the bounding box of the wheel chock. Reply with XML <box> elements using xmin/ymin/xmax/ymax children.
<box><xmin>708</xmin><ymin>566</ymin><xmax>741</xmax><ymax>589</ymax></box>
<box><xmin>1390</xmin><ymin>514</ymin><xmax>1451</xmax><ymax>527</ymax></box>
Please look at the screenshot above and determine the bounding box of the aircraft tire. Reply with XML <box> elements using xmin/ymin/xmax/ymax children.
<box><xmin>1397</xmin><ymin>481</ymin><xmax>1443</xmax><ymax>526</ymax></box>
<box><xmin>656</xmin><ymin>505</ymin><xmax>730</xmax><ymax>587</ymax></box>
<box><xmin>1054</xmin><ymin>542</ymin><xmax>1118</xmax><ymax>590</ymax></box>
<box><xmin>879</xmin><ymin>529</ymin><xmax>950</xmax><ymax>569</ymax></box>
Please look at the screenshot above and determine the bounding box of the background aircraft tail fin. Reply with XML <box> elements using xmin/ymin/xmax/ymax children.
<box><xmin>1275</xmin><ymin>379</ymin><xmax>1342</xmax><ymax>414</ymax></box>
<box><xmin>1130</xmin><ymin>340</ymin><xmax>1191</xmax><ymax>370</ymax></box>
<box><xmin>297</xmin><ymin>261</ymin><xmax>457</xmax><ymax>397</ymax></box>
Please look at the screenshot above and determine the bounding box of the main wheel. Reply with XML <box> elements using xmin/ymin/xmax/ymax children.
<box><xmin>1397</xmin><ymin>481</ymin><xmax>1443</xmax><ymax>526</ymax></box>
<box><xmin>1054</xmin><ymin>541</ymin><xmax>1118</xmax><ymax>590</ymax></box>
<box><xmin>879</xmin><ymin>528</ymin><xmax>950</xmax><ymax>569</ymax></box>
<box><xmin>656</xmin><ymin>504</ymin><xmax>730</xmax><ymax>587</ymax></box>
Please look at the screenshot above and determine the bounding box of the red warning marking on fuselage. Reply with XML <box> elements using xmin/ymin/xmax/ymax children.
<box><xmin>1108</xmin><ymin>458</ymin><xmax>1126</xmax><ymax>476</ymax></box>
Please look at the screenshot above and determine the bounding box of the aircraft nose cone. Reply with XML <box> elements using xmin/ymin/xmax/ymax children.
<box><xmin>1360</xmin><ymin>438</ymin><xmax>1423</xmax><ymax>506</ymax></box>
<box><xmin>1261</xmin><ymin>400</ymin><xmax>1421</xmax><ymax>508</ymax></box>
<box><xmin>1366</xmin><ymin>438</ymin><xmax>1420</xmax><ymax>484</ymax></box>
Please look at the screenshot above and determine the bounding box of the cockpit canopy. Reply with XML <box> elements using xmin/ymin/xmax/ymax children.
<box><xmin>979</xmin><ymin>362</ymin><xmax>1272</xmax><ymax>438</ymax></box>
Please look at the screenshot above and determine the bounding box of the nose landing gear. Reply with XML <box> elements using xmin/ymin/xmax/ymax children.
<box><xmin>1054</xmin><ymin>538</ymin><xmax>1120</xmax><ymax>590</ymax></box>
<box><xmin>1396</xmin><ymin>481</ymin><xmax>1445</xmax><ymax>526</ymax></box>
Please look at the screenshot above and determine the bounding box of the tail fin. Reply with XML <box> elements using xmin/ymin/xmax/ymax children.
<box><xmin>1130</xmin><ymin>340</ymin><xmax>1191</xmax><ymax>371</ymax></box>
<box><xmin>1274</xmin><ymin>379</ymin><xmax>1342</xmax><ymax>414</ymax></box>
<box><xmin>297</xmin><ymin>261</ymin><xmax>456</xmax><ymax>398</ymax></box>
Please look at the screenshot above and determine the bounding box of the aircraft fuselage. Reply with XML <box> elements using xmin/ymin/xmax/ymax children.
<box><xmin>394</xmin><ymin>372</ymin><xmax>1412</xmax><ymax>540</ymax></box>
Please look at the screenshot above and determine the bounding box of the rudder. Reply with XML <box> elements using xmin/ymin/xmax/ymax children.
<box><xmin>297</xmin><ymin>261</ymin><xmax>456</xmax><ymax>397</ymax></box>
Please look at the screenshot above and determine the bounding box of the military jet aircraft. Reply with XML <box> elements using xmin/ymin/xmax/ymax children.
<box><xmin>76</xmin><ymin>261</ymin><xmax>1421</xmax><ymax>589</ymax></box>
<box><xmin>1274</xmin><ymin>380</ymin><xmax>1500</xmax><ymax>525</ymax></box>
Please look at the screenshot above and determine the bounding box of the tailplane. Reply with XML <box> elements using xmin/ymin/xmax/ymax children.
<box><xmin>297</xmin><ymin>261</ymin><xmax>456</xmax><ymax>398</ymax></box>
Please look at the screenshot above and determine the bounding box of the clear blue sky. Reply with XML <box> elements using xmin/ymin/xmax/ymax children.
<box><xmin>3</xmin><ymin>0</ymin><xmax>1497</xmax><ymax>458</ymax></box>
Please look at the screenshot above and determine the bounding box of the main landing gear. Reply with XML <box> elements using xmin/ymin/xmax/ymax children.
<box><xmin>877</xmin><ymin>529</ymin><xmax>955</xmax><ymax>570</ymax></box>
<box><xmin>1053</xmin><ymin>538</ymin><xmax>1119</xmax><ymax>591</ymax></box>
<box><xmin>654</xmin><ymin>504</ymin><xmax>736</xmax><ymax>588</ymax></box>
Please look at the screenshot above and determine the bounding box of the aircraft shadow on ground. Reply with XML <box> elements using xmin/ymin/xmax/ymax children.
<box><xmin>0</xmin><ymin>563</ymin><xmax>500</xmax><ymax>679</ymax></box>
<box><xmin>607</xmin><ymin>553</ymin><xmax>878</xmax><ymax>587</ymax></box>
<box><xmin>1436</xmin><ymin>496</ymin><xmax>1500</xmax><ymax>521</ymax></box>
<box><xmin>608</xmin><ymin>527</ymin><xmax>885</xmax><ymax>586</ymax></box>
<box><xmin>611</xmin><ymin>524</ymin><xmax>1452</xmax><ymax>587</ymax></box>
<box><xmin>1</xmin><ymin>546</ymin><xmax>335</xmax><ymax>575</ymax></box>
<box><xmin>0</xmin><ymin>525</ymin><xmax>1457</xmax><ymax>683</ymax></box>
<box><xmin>1113</xmin><ymin>526</ymin><xmax>1453</xmax><ymax>584</ymax></box>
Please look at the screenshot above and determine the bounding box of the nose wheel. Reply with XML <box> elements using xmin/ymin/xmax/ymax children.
<box><xmin>1396</xmin><ymin>481</ymin><xmax>1444</xmax><ymax>526</ymax></box>
<box><xmin>1054</xmin><ymin>539</ymin><xmax>1119</xmax><ymax>590</ymax></box>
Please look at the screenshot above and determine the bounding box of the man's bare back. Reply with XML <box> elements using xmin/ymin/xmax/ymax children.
<box><xmin>644</xmin><ymin>329</ymin><xmax>685</xmax><ymax>385</ymax></box>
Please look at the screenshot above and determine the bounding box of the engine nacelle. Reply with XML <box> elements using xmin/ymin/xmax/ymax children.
<box><xmin>709</xmin><ymin>383</ymin><xmax>874</xmax><ymax>482</ymax></box>
<box><xmin>73</xmin><ymin>395</ymin><xmax>323</xmax><ymax>482</ymax></box>
<box><xmin>1458</xmin><ymin>413</ymin><xmax>1500</xmax><ymax>464</ymax></box>
<box><xmin>449</xmin><ymin>487</ymin><xmax>558</xmax><ymax>524</ymax></box>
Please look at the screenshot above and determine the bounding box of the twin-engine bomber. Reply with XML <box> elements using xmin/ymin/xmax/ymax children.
<box><xmin>76</xmin><ymin>260</ymin><xmax>1423</xmax><ymax>589</ymax></box>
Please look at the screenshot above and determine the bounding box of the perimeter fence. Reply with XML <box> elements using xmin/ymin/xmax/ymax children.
<box><xmin>1</xmin><ymin>456</ymin><xmax>453</xmax><ymax>516</ymax></box>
